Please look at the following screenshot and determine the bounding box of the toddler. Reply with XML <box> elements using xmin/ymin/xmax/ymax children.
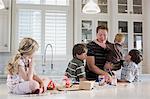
<box><xmin>106</xmin><ymin>33</ymin><xmax>125</xmax><ymax>71</ymax></box>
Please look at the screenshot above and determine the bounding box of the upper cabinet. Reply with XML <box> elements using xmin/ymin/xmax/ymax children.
<box><xmin>115</xmin><ymin>0</ymin><xmax>143</xmax><ymax>55</ymax></box>
<box><xmin>117</xmin><ymin>0</ymin><xmax>142</xmax><ymax>14</ymax></box>
<box><xmin>116</xmin><ymin>0</ymin><xmax>143</xmax><ymax>19</ymax></box>
<box><xmin>0</xmin><ymin>0</ymin><xmax>11</xmax><ymax>52</ymax></box>
<box><xmin>74</xmin><ymin>0</ymin><xmax>110</xmax><ymax>43</ymax></box>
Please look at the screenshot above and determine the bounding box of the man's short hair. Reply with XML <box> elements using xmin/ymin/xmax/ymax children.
<box><xmin>96</xmin><ymin>25</ymin><xmax>108</xmax><ymax>33</ymax></box>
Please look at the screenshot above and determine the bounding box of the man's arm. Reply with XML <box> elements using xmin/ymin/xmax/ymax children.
<box><xmin>86</xmin><ymin>56</ymin><xmax>109</xmax><ymax>75</ymax></box>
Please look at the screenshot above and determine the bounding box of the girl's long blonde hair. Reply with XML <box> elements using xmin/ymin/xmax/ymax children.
<box><xmin>7</xmin><ymin>38</ymin><xmax>39</xmax><ymax>75</ymax></box>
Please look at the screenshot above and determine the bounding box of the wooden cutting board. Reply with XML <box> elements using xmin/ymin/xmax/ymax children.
<box><xmin>57</xmin><ymin>85</ymin><xmax>80</xmax><ymax>91</ymax></box>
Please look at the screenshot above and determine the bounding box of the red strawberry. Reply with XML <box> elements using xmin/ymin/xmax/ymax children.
<box><xmin>47</xmin><ymin>80</ymin><xmax>56</xmax><ymax>90</ymax></box>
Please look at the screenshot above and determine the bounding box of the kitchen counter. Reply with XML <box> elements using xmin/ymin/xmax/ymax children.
<box><xmin>0</xmin><ymin>74</ymin><xmax>150</xmax><ymax>99</ymax></box>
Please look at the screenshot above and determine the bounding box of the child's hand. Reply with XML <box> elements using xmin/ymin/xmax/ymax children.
<box><xmin>39</xmin><ymin>81</ymin><xmax>45</xmax><ymax>93</ymax></box>
<box><xmin>104</xmin><ymin>62</ymin><xmax>113</xmax><ymax>70</ymax></box>
<box><xmin>28</xmin><ymin>58</ymin><xmax>33</xmax><ymax>68</ymax></box>
<box><xmin>40</xmin><ymin>81</ymin><xmax>44</xmax><ymax>88</ymax></box>
<box><xmin>104</xmin><ymin>73</ymin><xmax>112</xmax><ymax>84</ymax></box>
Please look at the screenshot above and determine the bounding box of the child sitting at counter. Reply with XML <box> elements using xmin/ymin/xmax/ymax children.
<box><xmin>65</xmin><ymin>43</ymin><xmax>87</xmax><ymax>82</ymax></box>
<box><xmin>6</xmin><ymin>38</ymin><xmax>50</xmax><ymax>94</ymax></box>
<box><xmin>118</xmin><ymin>49</ymin><xmax>143</xmax><ymax>83</ymax></box>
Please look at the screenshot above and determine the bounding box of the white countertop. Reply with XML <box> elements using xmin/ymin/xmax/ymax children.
<box><xmin>0</xmin><ymin>74</ymin><xmax>150</xmax><ymax>99</ymax></box>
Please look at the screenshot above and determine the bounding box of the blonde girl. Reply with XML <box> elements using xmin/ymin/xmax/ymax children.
<box><xmin>7</xmin><ymin>38</ymin><xmax>49</xmax><ymax>94</ymax></box>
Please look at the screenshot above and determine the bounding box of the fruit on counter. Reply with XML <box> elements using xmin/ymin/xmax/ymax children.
<box><xmin>63</xmin><ymin>76</ymin><xmax>72</xmax><ymax>88</ymax></box>
<box><xmin>47</xmin><ymin>80</ymin><xmax>56</xmax><ymax>90</ymax></box>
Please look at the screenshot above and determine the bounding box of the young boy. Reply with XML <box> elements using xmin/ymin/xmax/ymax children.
<box><xmin>65</xmin><ymin>43</ymin><xmax>87</xmax><ymax>82</ymax></box>
<box><xmin>106</xmin><ymin>33</ymin><xmax>125</xmax><ymax>71</ymax></box>
<box><xmin>119</xmin><ymin>49</ymin><xmax>143</xmax><ymax>82</ymax></box>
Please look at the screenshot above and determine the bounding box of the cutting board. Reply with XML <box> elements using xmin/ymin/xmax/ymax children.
<box><xmin>57</xmin><ymin>85</ymin><xmax>80</xmax><ymax>91</ymax></box>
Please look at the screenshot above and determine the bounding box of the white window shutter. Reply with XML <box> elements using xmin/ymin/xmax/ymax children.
<box><xmin>16</xmin><ymin>1</ymin><xmax>69</xmax><ymax>57</ymax></box>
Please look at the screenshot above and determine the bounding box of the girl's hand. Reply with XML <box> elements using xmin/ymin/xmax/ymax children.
<box><xmin>28</xmin><ymin>58</ymin><xmax>33</xmax><ymax>68</ymax></box>
<box><xmin>39</xmin><ymin>81</ymin><xmax>45</xmax><ymax>93</ymax></box>
<box><xmin>39</xmin><ymin>81</ymin><xmax>44</xmax><ymax>88</ymax></box>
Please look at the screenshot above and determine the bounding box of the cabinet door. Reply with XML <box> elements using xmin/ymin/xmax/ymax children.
<box><xmin>0</xmin><ymin>0</ymin><xmax>11</xmax><ymax>52</ymax></box>
<box><xmin>133</xmin><ymin>22</ymin><xmax>143</xmax><ymax>53</ymax></box>
<box><xmin>117</xmin><ymin>0</ymin><xmax>143</xmax><ymax>15</ymax></box>
<box><xmin>81</xmin><ymin>20</ymin><xmax>92</xmax><ymax>42</ymax></box>
<box><xmin>118</xmin><ymin>21</ymin><xmax>128</xmax><ymax>55</ymax></box>
<box><xmin>97</xmin><ymin>0</ymin><xmax>108</xmax><ymax>13</ymax></box>
<box><xmin>118</xmin><ymin>0</ymin><xmax>128</xmax><ymax>13</ymax></box>
<box><xmin>98</xmin><ymin>21</ymin><xmax>108</xmax><ymax>28</ymax></box>
<box><xmin>0</xmin><ymin>14</ymin><xmax>10</xmax><ymax>52</ymax></box>
<box><xmin>118</xmin><ymin>20</ymin><xmax>143</xmax><ymax>55</ymax></box>
<box><xmin>132</xmin><ymin>0</ymin><xmax>142</xmax><ymax>14</ymax></box>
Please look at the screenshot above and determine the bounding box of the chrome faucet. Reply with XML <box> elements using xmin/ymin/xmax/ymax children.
<box><xmin>42</xmin><ymin>43</ymin><xmax>53</xmax><ymax>72</ymax></box>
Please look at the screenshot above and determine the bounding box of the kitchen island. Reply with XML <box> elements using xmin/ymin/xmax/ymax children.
<box><xmin>0</xmin><ymin>74</ymin><xmax>150</xmax><ymax>99</ymax></box>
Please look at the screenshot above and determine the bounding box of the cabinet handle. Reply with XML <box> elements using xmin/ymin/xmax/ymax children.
<box><xmin>4</xmin><ymin>44</ymin><xmax>8</xmax><ymax>47</ymax></box>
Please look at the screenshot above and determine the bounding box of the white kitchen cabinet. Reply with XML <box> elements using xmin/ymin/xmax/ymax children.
<box><xmin>74</xmin><ymin>0</ymin><xmax>110</xmax><ymax>43</ymax></box>
<box><xmin>114</xmin><ymin>0</ymin><xmax>143</xmax><ymax>55</ymax></box>
<box><xmin>0</xmin><ymin>0</ymin><xmax>11</xmax><ymax>52</ymax></box>
<box><xmin>117</xmin><ymin>0</ymin><xmax>142</xmax><ymax>15</ymax></box>
<box><xmin>116</xmin><ymin>19</ymin><xmax>143</xmax><ymax>56</ymax></box>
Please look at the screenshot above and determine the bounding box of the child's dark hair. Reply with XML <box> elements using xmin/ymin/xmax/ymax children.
<box><xmin>72</xmin><ymin>43</ymin><xmax>87</xmax><ymax>58</ymax></box>
<box><xmin>129</xmin><ymin>49</ymin><xmax>143</xmax><ymax>64</ymax></box>
<box><xmin>96</xmin><ymin>25</ymin><xmax>108</xmax><ymax>33</ymax></box>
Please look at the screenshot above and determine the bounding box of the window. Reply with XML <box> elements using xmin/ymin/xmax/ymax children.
<box><xmin>16</xmin><ymin>0</ymin><xmax>69</xmax><ymax>5</ymax></box>
<box><xmin>45</xmin><ymin>11</ymin><xmax>67</xmax><ymax>55</ymax></box>
<box><xmin>14</xmin><ymin>0</ymin><xmax>72</xmax><ymax>59</ymax></box>
<box><xmin>18</xmin><ymin>9</ymin><xmax>42</xmax><ymax>53</ymax></box>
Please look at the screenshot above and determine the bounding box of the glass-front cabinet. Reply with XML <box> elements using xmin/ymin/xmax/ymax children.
<box><xmin>118</xmin><ymin>21</ymin><xmax>128</xmax><ymax>55</ymax></box>
<box><xmin>97</xmin><ymin>0</ymin><xmax>108</xmax><ymax>13</ymax></box>
<box><xmin>77</xmin><ymin>0</ymin><xmax>110</xmax><ymax>43</ymax></box>
<box><xmin>133</xmin><ymin>22</ymin><xmax>143</xmax><ymax>53</ymax></box>
<box><xmin>116</xmin><ymin>0</ymin><xmax>143</xmax><ymax>55</ymax></box>
<box><xmin>117</xmin><ymin>0</ymin><xmax>142</xmax><ymax>14</ymax></box>
<box><xmin>81</xmin><ymin>19</ymin><xmax>109</xmax><ymax>43</ymax></box>
<box><xmin>98</xmin><ymin>21</ymin><xmax>108</xmax><ymax>28</ymax></box>
<box><xmin>133</xmin><ymin>0</ymin><xmax>142</xmax><ymax>14</ymax></box>
<box><xmin>81</xmin><ymin>20</ymin><xmax>92</xmax><ymax>42</ymax></box>
<box><xmin>118</xmin><ymin>0</ymin><xmax>128</xmax><ymax>13</ymax></box>
<box><xmin>118</xmin><ymin>20</ymin><xmax>143</xmax><ymax>56</ymax></box>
